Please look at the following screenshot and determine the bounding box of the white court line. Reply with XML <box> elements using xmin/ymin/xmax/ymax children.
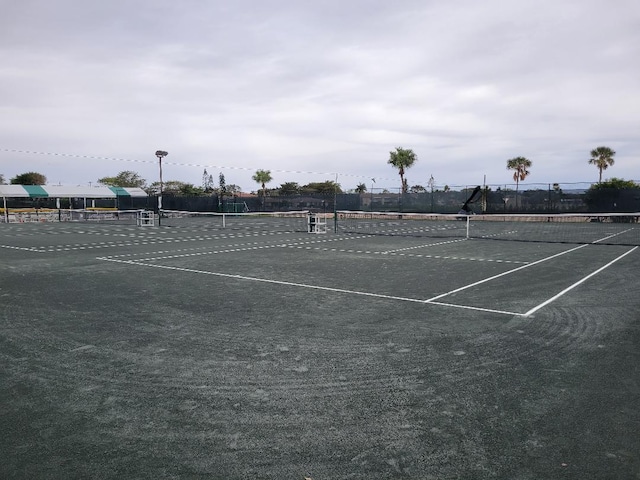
<box><xmin>425</xmin><ymin>243</ymin><xmax>589</xmax><ymax>302</ymax></box>
<box><xmin>97</xmin><ymin>239</ymin><xmax>637</xmax><ymax>318</ymax></box>
<box><xmin>97</xmin><ymin>257</ymin><xmax>524</xmax><ymax>316</ymax></box>
<box><xmin>592</xmin><ymin>228</ymin><xmax>634</xmax><ymax>244</ymax></box>
<box><xmin>0</xmin><ymin>244</ymin><xmax>46</xmax><ymax>253</ymax></box>
<box><xmin>524</xmin><ymin>246</ymin><xmax>638</xmax><ymax>316</ymax></box>
<box><xmin>426</xmin><ymin>300</ymin><xmax>524</xmax><ymax>317</ymax></box>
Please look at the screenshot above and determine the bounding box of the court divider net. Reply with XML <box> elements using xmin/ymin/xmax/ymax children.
<box><xmin>335</xmin><ymin>211</ymin><xmax>640</xmax><ymax>246</ymax></box>
<box><xmin>159</xmin><ymin>209</ymin><xmax>311</xmax><ymax>233</ymax></box>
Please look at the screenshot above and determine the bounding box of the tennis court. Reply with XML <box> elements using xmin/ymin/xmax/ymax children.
<box><xmin>1</xmin><ymin>213</ymin><xmax>639</xmax><ymax>479</ymax></box>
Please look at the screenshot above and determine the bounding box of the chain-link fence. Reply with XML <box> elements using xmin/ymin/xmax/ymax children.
<box><xmin>3</xmin><ymin>183</ymin><xmax>639</xmax><ymax>215</ymax></box>
<box><xmin>153</xmin><ymin>186</ymin><xmax>640</xmax><ymax>215</ymax></box>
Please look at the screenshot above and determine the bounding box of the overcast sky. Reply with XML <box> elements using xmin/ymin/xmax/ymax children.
<box><xmin>1</xmin><ymin>0</ymin><xmax>639</xmax><ymax>192</ymax></box>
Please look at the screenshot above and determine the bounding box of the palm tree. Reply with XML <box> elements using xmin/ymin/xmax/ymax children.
<box><xmin>589</xmin><ymin>146</ymin><xmax>616</xmax><ymax>183</ymax></box>
<box><xmin>506</xmin><ymin>156</ymin><xmax>532</xmax><ymax>208</ymax></box>
<box><xmin>252</xmin><ymin>169</ymin><xmax>272</xmax><ymax>198</ymax></box>
<box><xmin>388</xmin><ymin>147</ymin><xmax>417</xmax><ymax>194</ymax></box>
<box><xmin>355</xmin><ymin>183</ymin><xmax>367</xmax><ymax>194</ymax></box>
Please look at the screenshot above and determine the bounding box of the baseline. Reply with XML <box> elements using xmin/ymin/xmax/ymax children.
<box><xmin>97</xmin><ymin>256</ymin><xmax>524</xmax><ymax>317</ymax></box>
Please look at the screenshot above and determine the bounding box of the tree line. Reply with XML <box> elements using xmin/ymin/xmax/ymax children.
<box><xmin>381</xmin><ymin>146</ymin><xmax>618</xmax><ymax>193</ymax></box>
<box><xmin>0</xmin><ymin>145</ymin><xmax>628</xmax><ymax>199</ymax></box>
<box><xmin>0</xmin><ymin>169</ymin><xmax>343</xmax><ymax>197</ymax></box>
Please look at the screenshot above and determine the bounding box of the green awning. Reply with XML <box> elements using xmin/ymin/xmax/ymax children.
<box><xmin>22</xmin><ymin>185</ymin><xmax>49</xmax><ymax>198</ymax></box>
<box><xmin>0</xmin><ymin>185</ymin><xmax>148</xmax><ymax>198</ymax></box>
<box><xmin>108</xmin><ymin>186</ymin><xmax>131</xmax><ymax>197</ymax></box>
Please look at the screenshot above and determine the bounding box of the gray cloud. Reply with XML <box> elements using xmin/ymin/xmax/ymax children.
<box><xmin>1</xmin><ymin>0</ymin><xmax>638</xmax><ymax>191</ymax></box>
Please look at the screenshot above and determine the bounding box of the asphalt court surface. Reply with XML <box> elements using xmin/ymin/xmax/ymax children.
<box><xmin>1</xmin><ymin>221</ymin><xmax>639</xmax><ymax>479</ymax></box>
<box><xmin>24</xmin><ymin>222</ymin><xmax>632</xmax><ymax>318</ymax></box>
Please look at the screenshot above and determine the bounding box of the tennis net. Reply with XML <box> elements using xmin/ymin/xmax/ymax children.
<box><xmin>0</xmin><ymin>209</ymin><xmax>142</xmax><ymax>224</ymax></box>
<box><xmin>159</xmin><ymin>209</ymin><xmax>310</xmax><ymax>233</ymax></box>
<box><xmin>335</xmin><ymin>211</ymin><xmax>640</xmax><ymax>246</ymax></box>
<box><xmin>66</xmin><ymin>209</ymin><xmax>141</xmax><ymax>224</ymax></box>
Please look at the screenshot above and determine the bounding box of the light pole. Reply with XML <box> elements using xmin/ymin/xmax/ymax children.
<box><xmin>333</xmin><ymin>173</ymin><xmax>338</xmax><ymax>233</ymax></box>
<box><xmin>370</xmin><ymin>178</ymin><xmax>375</xmax><ymax>212</ymax></box>
<box><xmin>155</xmin><ymin>150</ymin><xmax>168</xmax><ymax>225</ymax></box>
<box><xmin>427</xmin><ymin>174</ymin><xmax>435</xmax><ymax>213</ymax></box>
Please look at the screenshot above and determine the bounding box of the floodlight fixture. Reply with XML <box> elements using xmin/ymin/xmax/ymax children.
<box><xmin>155</xmin><ymin>150</ymin><xmax>168</xmax><ymax>224</ymax></box>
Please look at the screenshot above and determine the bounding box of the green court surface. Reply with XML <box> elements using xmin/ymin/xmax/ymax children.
<box><xmin>1</xmin><ymin>221</ymin><xmax>639</xmax><ymax>479</ymax></box>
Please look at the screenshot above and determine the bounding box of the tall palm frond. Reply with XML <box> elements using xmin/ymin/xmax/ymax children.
<box><xmin>589</xmin><ymin>146</ymin><xmax>616</xmax><ymax>183</ymax></box>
